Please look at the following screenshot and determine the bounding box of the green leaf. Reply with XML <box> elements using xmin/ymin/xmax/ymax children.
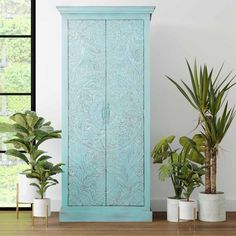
<box><xmin>34</xmin><ymin>117</ymin><xmax>45</xmax><ymax>129</ymax></box>
<box><xmin>166</xmin><ymin>76</ymin><xmax>198</xmax><ymax>109</ymax></box>
<box><xmin>186</xmin><ymin>59</ymin><xmax>198</xmax><ymax>99</ymax></box>
<box><xmin>152</xmin><ymin>136</ymin><xmax>175</xmax><ymax>163</ymax></box>
<box><xmin>4</xmin><ymin>138</ymin><xmax>30</xmax><ymax>152</ymax></box>
<box><xmin>213</xmin><ymin>63</ymin><xmax>224</xmax><ymax>86</ymax></box>
<box><xmin>193</xmin><ymin>59</ymin><xmax>200</xmax><ymax>98</ymax></box>
<box><xmin>43</xmin><ymin>121</ymin><xmax>51</xmax><ymax>126</ymax></box>
<box><xmin>5</xmin><ymin>149</ymin><xmax>29</xmax><ymax>164</ymax></box>
<box><xmin>30</xmin><ymin>183</ymin><xmax>40</xmax><ymax>189</ymax></box>
<box><xmin>33</xmin><ymin>129</ymin><xmax>48</xmax><ymax>139</ymax></box>
<box><xmin>31</xmin><ymin>149</ymin><xmax>45</xmax><ymax>160</ymax></box>
<box><xmin>167</xmin><ymin>135</ymin><xmax>175</xmax><ymax>143</ymax></box>
<box><xmin>179</xmin><ymin>136</ymin><xmax>205</xmax><ymax>164</ymax></box>
<box><xmin>159</xmin><ymin>164</ymin><xmax>173</xmax><ymax>181</ymax></box>
<box><xmin>37</xmin><ymin>155</ymin><xmax>52</xmax><ymax>162</ymax></box>
<box><xmin>25</xmin><ymin>113</ymin><xmax>39</xmax><ymax>128</ymax></box>
<box><xmin>10</xmin><ymin>113</ymin><xmax>27</xmax><ymax>128</ymax></box>
<box><xmin>36</xmin><ymin>132</ymin><xmax>61</xmax><ymax>148</ymax></box>
<box><xmin>13</xmin><ymin>124</ymin><xmax>29</xmax><ymax>134</ymax></box>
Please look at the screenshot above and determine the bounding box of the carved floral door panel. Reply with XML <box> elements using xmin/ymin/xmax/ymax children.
<box><xmin>67</xmin><ymin>19</ymin><xmax>145</xmax><ymax>207</ymax></box>
<box><xmin>68</xmin><ymin>20</ymin><xmax>106</xmax><ymax>206</ymax></box>
<box><xmin>106</xmin><ymin>20</ymin><xmax>145</xmax><ymax>206</ymax></box>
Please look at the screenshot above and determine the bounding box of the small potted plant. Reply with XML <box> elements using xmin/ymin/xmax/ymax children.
<box><xmin>0</xmin><ymin>111</ymin><xmax>61</xmax><ymax>203</ymax></box>
<box><xmin>26</xmin><ymin>160</ymin><xmax>64</xmax><ymax>217</ymax></box>
<box><xmin>167</xmin><ymin>60</ymin><xmax>236</xmax><ymax>221</ymax></box>
<box><xmin>178</xmin><ymin>161</ymin><xmax>205</xmax><ymax>221</ymax></box>
<box><xmin>152</xmin><ymin>135</ymin><xmax>204</xmax><ymax>222</ymax></box>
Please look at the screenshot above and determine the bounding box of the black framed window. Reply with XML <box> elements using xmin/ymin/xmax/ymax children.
<box><xmin>0</xmin><ymin>0</ymin><xmax>35</xmax><ymax>208</ymax></box>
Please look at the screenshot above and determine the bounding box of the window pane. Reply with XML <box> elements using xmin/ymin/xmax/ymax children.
<box><xmin>0</xmin><ymin>95</ymin><xmax>30</xmax><ymax>114</ymax></box>
<box><xmin>0</xmin><ymin>38</ymin><xmax>31</xmax><ymax>93</ymax></box>
<box><xmin>0</xmin><ymin>0</ymin><xmax>31</xmax><ymax>35</ymax></box>
<box><xmin>0</xmin><ymin>153</ymin><xmax>27</xmax><ymax>207</ymax></box>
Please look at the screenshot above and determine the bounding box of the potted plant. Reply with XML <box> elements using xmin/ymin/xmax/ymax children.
<box><xmin>152</xmin><ymin>135</ymin><xmax>204</xmax><ymax>222</ymax></box>
<box><xmin>26</xmin><ymin>160</ymin><xmax>64</xmax><ymax>217</ymax></box>
<box><xmin>0</xmin><ymin>111</ymin><xmax>61</xmax><ymax>203</ymax></box>
<box><xmin>167</xmin><ymin>60</ymin><xmax>236</xmax><ymax>221</ymax></box>
<box><xmin>178</xmin><ymin>161</ymin><xmax>205</xmax><ymax>221</ymax></box>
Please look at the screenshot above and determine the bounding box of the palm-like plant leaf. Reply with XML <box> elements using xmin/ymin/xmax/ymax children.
<box><xmin>203</xmin><ymin>103</ymin><xmax>236</xmax><ymax>146</ymax></box>
<box><xmin>166</xmin><ymin>76</ymin><xmax>198</xmax><ymax>110</ymax></box>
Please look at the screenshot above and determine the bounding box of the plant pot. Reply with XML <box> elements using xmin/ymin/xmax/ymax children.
<box><xmin>18</xmin><ymin>174</ymin><xmax>39</xmax><ymax>203</ymax></box>
<box><xmin>198</xmin><ymin>192</ymin><xmax>226</xmax><ymax>222</ymax></box>
<box><xmin>167</xmin><ymin>198</ymin><xmax>181</xmax><ymax>222</ymax></box>
<box><xmin>179</xmin><ymin>199</ymin><xmax>197</xmax><ymax>221</ymax></box>
<box><xmin>33</xmin><ymin>198</ymin><xmax>51</xmax><ymax>217</ymax></box>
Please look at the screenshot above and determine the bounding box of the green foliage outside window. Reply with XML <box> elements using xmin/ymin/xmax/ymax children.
<box><xmin>0</xmin><ymin>0</ymin><xmax>32</xmax><ymax>207</ymax></box>
<box><xmin>0</xmin><ymin>0</ymin><xmax>31</xmax><ymax>35</ymax></box>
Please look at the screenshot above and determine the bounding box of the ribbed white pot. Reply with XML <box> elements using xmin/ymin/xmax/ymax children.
<box><xmin>179</xmin><ymin>199</ymin><xmax>197</xmax><ymax>220</ymax></box>
<box><xmin>33</xmin><ymin>198</ymin><xmax>51</xmax><ymax>217</ymax></box>
<box><xmin>167</xmin><ymin>198</ymin><xmax>181</xmax><ymax>222</ymax></box>
<box><xmin>18</xmin><ymin>174</ymin><xmax>39</xmax><ymax>203</ymax></box>
<box><xmin>198</xmin><ymin>192</ymin><xmax>226</xmax><ymax>222</ymax></box>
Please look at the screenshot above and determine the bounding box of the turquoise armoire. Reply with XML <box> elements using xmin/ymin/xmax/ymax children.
<box><xmin>57</xmin><ymin>6</ymin><xmax>155</xmax><ymax>222</ymax></box>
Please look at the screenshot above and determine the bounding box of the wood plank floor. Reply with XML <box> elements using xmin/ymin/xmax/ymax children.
<box><xmin>0</xmin><ymin>211</ymin><xmax>236</xmax><ymax>236</ymax></box>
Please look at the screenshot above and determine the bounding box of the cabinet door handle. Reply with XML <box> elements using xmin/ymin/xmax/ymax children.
<box><xmin>101</xmin><ymin>104</ymin><xmax>106</xmax><ymax>121</ymax></box>
<box><xmin>106</xmin><ymin>103</ymin><xmax>110</xmax><ymax>123</ymax></box>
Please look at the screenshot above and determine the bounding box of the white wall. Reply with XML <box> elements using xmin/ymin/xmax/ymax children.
<box><xmin>36</xmin><ymin>0</ymin><xmax>236</xmax><ymax>211</ymax></box>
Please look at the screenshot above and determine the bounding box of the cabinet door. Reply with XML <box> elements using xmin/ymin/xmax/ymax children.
<box><xmin>106</xmin><ymin>20</ymin><xmax>145</xmax><ymax>206</ymax></box>
<box><xmin>68</xmin><ymin>20</ymin><xmax>106</xmax><ymax>206</ymax></box>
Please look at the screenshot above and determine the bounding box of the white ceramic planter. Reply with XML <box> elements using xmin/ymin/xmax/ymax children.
<box><xmin>198</xmin><ymin>192</ymin><xmax>226</xmax><ymax>222</ymax></box>
<box><xmin>167</xmin><ymin>198</ymin><xmax>180</xmax><ymax>222</ymax></box>
<box><xmin>18</xmin><ymin>174</ymin><xmax>39</xmax><ymax>203</ymax></box>
<box><xmin>179</xmin><ymin>199</ymin><xmax>197</xmax><ymax>221</ymax></box>
<box><xmin>33</xmin><ymin>198</ymin><xmax>51</xmax><ymax>217</ymax></box>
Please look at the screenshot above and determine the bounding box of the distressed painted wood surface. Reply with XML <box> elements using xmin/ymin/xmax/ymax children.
<box><xmin>68</xmin><ymin>20</ymin><xmax>106</xmax><ymax>206</ymax></box>
<box><xmin>106</xmin><ymin>20</ymin><xmax>144</xmax><ymax>206</ymax></box>
<box><xmin>68</xmin><ymin>19</ymin><xmax>144</xmax><ymax>207</ymax></box>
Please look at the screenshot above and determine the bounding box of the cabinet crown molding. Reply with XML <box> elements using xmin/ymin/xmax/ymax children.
<box><xmin>57</xmin><ymin>6</ymin><xmax>155</xmax><ymax>15</ymax></box>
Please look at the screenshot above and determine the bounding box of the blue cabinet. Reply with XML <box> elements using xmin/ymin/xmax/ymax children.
<box><xmin>58</xmin><ymin>6</ymin><xmax>155</xmax><ymax>222</ymax></box>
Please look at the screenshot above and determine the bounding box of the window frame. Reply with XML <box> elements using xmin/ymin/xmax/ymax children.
<box><xmin>0</xmin><ymin>0</ymin><xmax>35</xmax><ymax>210</ymax></box>
<box><xmin>0</xmin><ymin>0</ymin><xmax>36</xmax><ymax>155</ymax></box>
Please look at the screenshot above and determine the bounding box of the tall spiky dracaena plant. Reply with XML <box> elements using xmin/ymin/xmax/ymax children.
<box><xmin>167</xmin><ymin>60</ymin><xmax>236</xmax><ymax>194</ymax></box>
<box><xmin>1</xmin><ymin>111</ymin><xmax>61</xmax><ymax>173</ymax></box>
